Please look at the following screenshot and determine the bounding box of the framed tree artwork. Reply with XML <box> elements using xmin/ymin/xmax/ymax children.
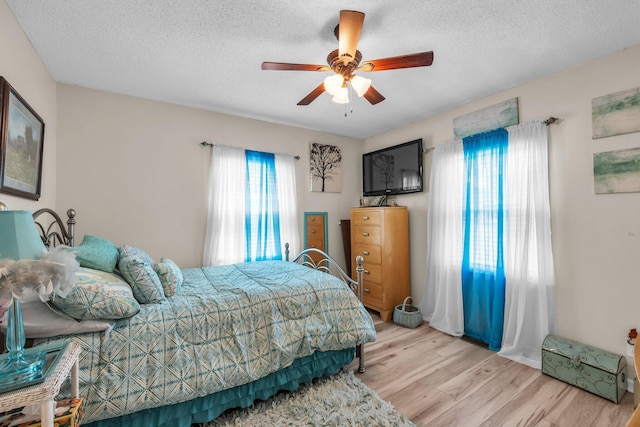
<box><xmin>310</xmin><ymin>142</ymin><xmax>342</xmax><ymax>192</ymax></box>
<box><xmin>0</xmin><ymin>77</ymin><xmax>45</xmax><ymax>200</ymax></box>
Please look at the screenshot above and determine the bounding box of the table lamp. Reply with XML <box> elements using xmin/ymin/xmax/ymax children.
<box><xmin>0</xmin><ymin>210</ymin><xmax>47</xmax><ymax>387</ymax></box>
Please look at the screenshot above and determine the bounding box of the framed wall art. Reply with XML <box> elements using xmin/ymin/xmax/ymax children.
<box><xmin>593</xmin><ymin>147</ymin><xmax>640</xmax><ymax>194</ymax></box>
<box><xmin>310</xmin><ymin>142</ymin><xmax>342</xmax><ymax>193</ymax></box>
<box><xmin>0</xmin><ymin>77</ymin><xmax>45</xmax><ymax>200</ymax></box>
<box><xmin>592</xmin><ymin>86</ymin><xmax>640</xmax><ymax>139</ymax></box>
<box><xmin>453</xmin><ymin>97</ymin><xmax>519</xmax><ymax>139</ymax></box>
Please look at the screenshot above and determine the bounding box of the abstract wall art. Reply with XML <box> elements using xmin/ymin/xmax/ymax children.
<box><xmin>592</xmin><ymin>86</ymin><xmax>640</xmax><ymax>139</ymax></box>
<box><xmin>594</xmin><ymin>147</ymin><xmax>640</xmax><ymax>194</ymax></box>
<box><xmin>453</xmin><ymin>97</ymin><xmax>519</xmax><ymax>139</ymax></box>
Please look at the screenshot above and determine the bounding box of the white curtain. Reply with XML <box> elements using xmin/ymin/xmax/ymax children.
<box><xmin>274</xmin><ymin>154</ymin><xmax>300</xmax><ymax>258</ymax></box>
<box><xmin>203</xmin><ymin>145</ymin><xmax>246</xmax><ymax>266</ymax></box>
<box><xmin>421</xmin><ymin>121</ymin><xmax>556</xmax><ymax>369</ymax></box>
<box><xmin>419</xmin><ymin>140</ymin><xmax>465</xmax><ymax>337</ymax></box>
<box><xmin>498</xmin><ymin>121</ymin><xmax>556</xmax><ymax>369</ymax></box>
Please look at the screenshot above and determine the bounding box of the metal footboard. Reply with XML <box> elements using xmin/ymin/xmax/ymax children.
<box><xmin>288</xmin><ymin>244</ymin><xmax>367</xmax><ymax>373</ymax></box>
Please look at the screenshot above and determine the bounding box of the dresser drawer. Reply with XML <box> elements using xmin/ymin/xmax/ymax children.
<box><xmin>351</xmin><ymin>225</ymin><xmax>381</xmax><ymax>245</ymax></box>
<box><xmin>352</xmin><ymin>244</ymin><xmax>382</xmax><ymax>264</ymax></box>
<box><xmin>362</xmin><ymin>281</ymin><xmax>383</xmax><ymax>305</ymax></box>
<box><xmin>360</xmin><ymin>263</ymin><xmax>381</xmax><ymax>284</ymax></box>
<box><xmin>306</xmin><ymin>224</ymin><xmax>324</xmax><ymax>237</ymax></box>
<box><xmin>306</xmin><ymin>237</ymin><xmax>325</xmax><ymax>250</ymax></box>
<box><xmin>351</xmin><ymin>210</ymin><xmax>381</xmax><ymax>226</ymax></box>
<box><xmin>308</xmin><ymin>249</ymin><xmax>326</xmax><ymax>266</ymax></box>
<box><xmin>306</xmin><ymin>215</ymin><xmax>325</xmax><ymax>225</ymax></box>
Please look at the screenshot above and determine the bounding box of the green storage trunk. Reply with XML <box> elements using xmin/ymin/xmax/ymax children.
<box><xmin>541</xmin><ymin>334</ymin><xmax>627</xmax><ymax>403</ymax></box>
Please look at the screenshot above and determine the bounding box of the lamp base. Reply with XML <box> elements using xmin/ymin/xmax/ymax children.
<box><xmin>0</xmin><ymin>352</ymin><xmax>46</xmax><ymax>388</ymax></box>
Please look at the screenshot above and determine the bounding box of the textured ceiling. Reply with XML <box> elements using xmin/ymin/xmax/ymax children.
<box><xmin>6</xmin><ymin>1</ymin><xmax>640</xmax><ymax>139</ymax></box>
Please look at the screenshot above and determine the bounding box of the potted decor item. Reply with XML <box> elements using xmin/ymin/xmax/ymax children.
<box><xmin>628</xmin><ymin>328</ymin><xmax>637</xmax><ymax>358</ymax></box>
<box><xmin>393</xmin><ymin>296</ymin><xmax>423</xmax><ymax>329</ymax></box>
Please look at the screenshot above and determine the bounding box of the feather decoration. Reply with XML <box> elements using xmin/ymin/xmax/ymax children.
<box><xmin>0</xmin><ymin>247</ymin><xmax>79</xmax><ymax>304</ymax></box>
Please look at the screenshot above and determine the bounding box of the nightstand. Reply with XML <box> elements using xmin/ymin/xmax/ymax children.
<box><xmin>0</xmin><ymin>341</ymin><xmax>81</xmax><ymax>427</ymax></box>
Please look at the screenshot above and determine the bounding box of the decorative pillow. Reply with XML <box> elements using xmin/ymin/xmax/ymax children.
<box><xmin>153</xmin><ymin>258</ymin><xmax>183</xmax><ymax>297</ymax></box>
<box><xmin>118</xmin><ymin>245</ymin><xmax>166</xmax><ymax>304</ymax></box>
<box><xmin>49</xmin><ymin>267</ymin><xmax>141</xmax><ymax>320</ymax></box>
<box><xmin>72</xmin><ymin>234</ymin><xmax>119</xmax><ymax>273</ymax></box>
<box><xmin>119</xmin><ymin>244</ymin><xmax>155</xmax><ymax>266</ymax></box>
<box><xmin>0</xmin><ymin>290</ymin><xmax>114</xmax><ymax>338</ymax></box>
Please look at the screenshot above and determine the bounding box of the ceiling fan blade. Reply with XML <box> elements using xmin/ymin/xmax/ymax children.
<box><xmin>297</xmin><ymin>83</ymin><xmax>326</xmax><ymax>105</ymax></box>
<box><xmin>359</xmin><ymin>51</ymin><xmax>434</xmax><ymax>72</ymax></box>
<box><xmin>338</xmin><ymin>10</ymin><xmax>365</xmax><ymax>64</ymax></box>
<box><xmin>262</xmin><ymin>62</ymin><xmax>330</xmax><ymax>72</ymax></box>
<box><xmin>363</xmin><ymin>85</ymin><xmax>385</xmax><ymax>105</ymax></box>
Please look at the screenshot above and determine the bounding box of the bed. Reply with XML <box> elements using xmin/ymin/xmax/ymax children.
<box><xmin>27</xmin><ymin>208</ymin><xmax>376</xmax><ymax>427</ymax></box>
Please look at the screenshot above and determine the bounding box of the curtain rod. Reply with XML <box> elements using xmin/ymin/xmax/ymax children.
<box><xmin>423</xmin><ymin>116</ymin><xmax>560</xmax><ymax>154</ymax></box>
<box><xmin>200</xmin><ymin>141</ymin><xmax>301</xmax><ymax>160</ymax></box>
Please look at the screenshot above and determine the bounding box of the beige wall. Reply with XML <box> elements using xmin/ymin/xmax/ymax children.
<box><xmin>364</xmin><ymin>44</ymin><xmax>640</xmax><ymax>363</ymax></box>
<box><xmin>0</xmin><ymin>1</ymin><xmax>57</xmax><ymax>211</ymax></box>
<box><xmin>55</xmin><ymin>85</ymin><xmax>363</xmax><ymax>268</ymax></box>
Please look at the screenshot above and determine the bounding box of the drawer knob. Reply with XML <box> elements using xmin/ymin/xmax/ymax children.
<box><xmin>363</xmin><ymin>251</ymin><xmax>369</xmax><ymax>255</ymax></box>
<box><xmin>362</xmin><ymin>216</ymin><xmax>369</xmax><ymax>220</ymax></box>
<box><xmin>311</xmin><ymin>230</ymin><xmax>316</xmax><ymax>233</ymax></box>
<box><xmin>311</xmin><ymin>244</ymin><xmax>316</xmax><ymax>248</ymax></box>
<box><xmin>364</xmin><ymin>288</ymin><xmax>370</xmax><ymax>293</ymax></box>
<box><xmin>363</xmin><ymin>232</ymin><xmax>369</xmax><ymax>237</ymax></box>
<box><xmin>364</xmin><ymin>269</ymin><xmax>370</xmax><ymax>274</ymax></box>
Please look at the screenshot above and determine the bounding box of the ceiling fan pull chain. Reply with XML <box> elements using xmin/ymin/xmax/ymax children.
<box><xmin>349</xmin><ymin>86</ymin><xmax>354</xmax><ymax>115</ymax></box>
<box><xmin>344</xmin><ymin>87</ymin><xmax>353</xmax><ymax>117</ymax></box>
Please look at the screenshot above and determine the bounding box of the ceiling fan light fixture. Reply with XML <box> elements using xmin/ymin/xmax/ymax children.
<box><xmin>351</xmin><ymin>75</ymin><xmax>371</xmax><ymax>97</ymax></box>
<box><xmin>332</xmin><ymin>89</ymin><xmax>349</xmax><ymax>104</ymax></box>
<box><xmin>324</xmin><ymin>74</ymin><xmax>344</xmax><ymax>97</ymax></box>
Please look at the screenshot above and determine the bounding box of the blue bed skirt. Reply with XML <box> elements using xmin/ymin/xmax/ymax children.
<box><xmin>84</xmin><ymin>348</ymin><xmax>355</xmax><ymax>427</ymax></box>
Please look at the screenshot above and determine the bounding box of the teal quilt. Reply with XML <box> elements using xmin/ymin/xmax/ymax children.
<box><xmin>37</xmin><ymin>261</ymin><xmax>376</xmax><ymax>424</ymax></box>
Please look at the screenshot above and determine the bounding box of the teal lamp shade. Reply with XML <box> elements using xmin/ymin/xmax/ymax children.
<box><xmin>0</xmin><ymin>210</ymin><xmax>46</xmax><ymax>260</ymax></box>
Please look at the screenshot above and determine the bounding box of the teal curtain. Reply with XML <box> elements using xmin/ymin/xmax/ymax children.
<box><xmin>461</xmin><ymin>129</ymin><xmax>507</xmax><ymax>351</ymax></box>
<box><xmin>244</xmin><ymin>150</ymin><xmax>282</xmax><ymax>262</ymax></box>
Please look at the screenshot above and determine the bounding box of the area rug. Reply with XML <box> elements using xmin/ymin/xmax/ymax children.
<box><xmin>203</xmin><ymin>371</ymin><xmax>415</xmax><ymax>426</ymax></box>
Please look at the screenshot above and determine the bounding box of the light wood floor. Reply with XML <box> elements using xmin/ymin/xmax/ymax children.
<box><xmin>346</xmin><ymin>312</ymin><xmax>635</xmax><ymax>427</ymax></box>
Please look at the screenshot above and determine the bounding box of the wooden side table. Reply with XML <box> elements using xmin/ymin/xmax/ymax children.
<box><xmin>0</xmin><ymin>341</ymin><xmax>81</xmax><ymax>427</ymax></box>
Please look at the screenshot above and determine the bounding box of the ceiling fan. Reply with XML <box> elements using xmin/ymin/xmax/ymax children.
<box><xmin>261</xmin><ymin>10</ymin><xmax>434</xmax><ymax>106</ymax></box>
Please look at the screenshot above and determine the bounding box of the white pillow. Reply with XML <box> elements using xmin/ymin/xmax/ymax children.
<box><xmin>0</xmin><ymin>290</ymin><xmax>113</xmax><ymax>339</ymax></box>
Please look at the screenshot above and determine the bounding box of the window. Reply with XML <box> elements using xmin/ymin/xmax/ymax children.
<box><xmin>203</xmin><ymin>145</ymin><xmax>299</xmax><ymax>266</ymax></box>
<box><xmin>244</xmin><ymin>150</ymin><xmax>282</xmax><ymax>262</ymax></box>
<box><xmin>462</xmin><ymin>132</ymin><xmax>506</xmax><ymax>274</ymax></box>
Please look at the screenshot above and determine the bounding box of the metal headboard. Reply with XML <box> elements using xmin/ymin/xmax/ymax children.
<box><xmin>32</xmin><ymin>208</ymin><xmax>76</xmax><ymax>248</ymax></box>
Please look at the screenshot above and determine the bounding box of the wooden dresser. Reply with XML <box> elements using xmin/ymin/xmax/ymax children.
<box><xmin>304</xmin><ymin>212</ymin><xmax>327</xmax><ymax>265</ymax></box>
<box><xmin>350</xmin><ymin>206</ymin><xmax>410</xmax><ymax>322</ymax></box>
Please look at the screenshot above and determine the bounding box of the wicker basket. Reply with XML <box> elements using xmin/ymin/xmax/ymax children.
<box><xmin>393</xmin><ymin>296</ymin><xmax>422</xmax><ymax>328</ymax></box>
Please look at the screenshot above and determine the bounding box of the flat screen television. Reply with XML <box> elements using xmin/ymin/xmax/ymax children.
<box><xmin>362</xmin><ymin>138</ymin><xmax>423</xmax><ymax>196</ymax></box>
